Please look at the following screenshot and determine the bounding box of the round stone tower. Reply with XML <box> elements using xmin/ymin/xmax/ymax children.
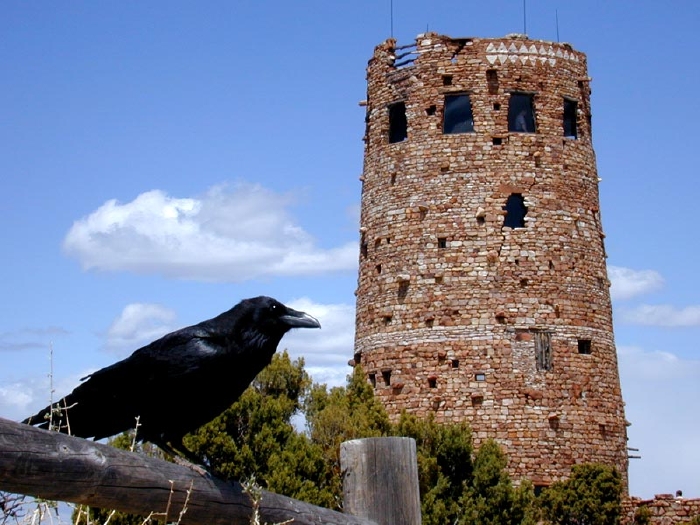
<box><xmin>354</xmin><ymin>33</ymin><xmax>628</xmax><ymax>490</ymax></box>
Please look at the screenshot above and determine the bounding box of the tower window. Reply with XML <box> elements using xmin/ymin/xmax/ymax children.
<box><xmin>398</xmin><ymin>281</ymin><xmax>409</xmax><ymax>302</ymax></box>
<box><xmin>443</xmin><ymin>94</ymin><xmax>474</xmax><ymax>134</ymax></box>
<box><xmin>438</xmin><ymin>237</ymin><xmax>448</xmax><ymax>249</ymax></box>
<box><xmin>578</xmin><ymin>339</ymin><xmax>592</xmax><ymax>354</ymax></box>
<box><xmin>388</xmin><ymin>102</ymin><xmax>407</xmax><ymax>143</ymax></box>
<box><xmin>503</xmin><ymin>193</ymin><xmax>528</xmax><ymax>228</ymax></box>
<box><xmin>535</xmin><ymin>332</ymin><xmax>553</xmax><ymax>371</ymax></box>
<box><xmin>508</xmin><ymin>93</ymin><xmax>536</xmax><ymax>133</ymax></box>
<box><xmin>486</xmin><ymin>69</ymin><xmax>499</xmax><ymax>95</ymax></box>
<box><xmin>428</xmin><ymin>376</ymin><xmax>437</xmax><ymax>388</ymax></box>
<box><xmin>475</xmin><ymin>373</ymin><xmax>486</xmax><ymax>381</ymax></box>
<box><xmin>368</xmin><ymin>373</ymin><xmax>376</xmax><ymax>388</ymax></box>
<box><xmin>564</xmin><ymin>98</ymin><xmax>578</xmax><ymax>139</ymax></box>
<box><xmin>381</xmin><ymin>369</ymin><xmax>392</xmax><ymax>386</ymax></box>
<box><xmin>442</xmin><ymin>75</ymin><xmax>453</xmax><ymax>86</ymax></box>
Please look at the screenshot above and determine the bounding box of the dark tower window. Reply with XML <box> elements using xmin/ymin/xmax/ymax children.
<box><xmin>508</xmin><ymin>93</ymin><xmax>536</xmax><ymax>133</ymax></box>
<box><xmin>486</xmin><ymin>69</ymin><xmax>499</xmax><ymax>94</ymax></box>
<box><xmin>388</xmin><ymin>102</ymin><xmax>407</xmax><ymax>143</ymax></box>
<box><xmin>381</xmin><ymin>369</ymin><xmax>392</xmax><ymax>386</ymax></box>
<box><xmin>535</xmin><ymin>332</ymin><xmax>553</xmax><ymax>371</ymax></box>
<box><xmin>443</xmin><ymin>94</ymin><xmax>474</xmax><ymax>134</ymax></box>
<box><xmin>564</xmin><ymin>98</ymin><xmax>578</xmax><ymax>139</ymax></box>
<box><xmin>578</xmin><ymin>339</ymin><xmax>592</xmax><ymax>354</ymax></box>
<box><xmin>503</xmin><ymin>194</ymin><xmax>528</xmax><ymax>228</ymax></box>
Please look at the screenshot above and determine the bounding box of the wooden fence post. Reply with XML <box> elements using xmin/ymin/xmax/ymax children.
<box><xmin>340</xmin><ymin>437</ymin><xmax>421</xmax><ymax>525</ymax></box>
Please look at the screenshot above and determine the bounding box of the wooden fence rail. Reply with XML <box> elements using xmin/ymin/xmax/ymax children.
<box><xmin>0</xmin><ymin>417</ymin><xmax>379</xmax><ymax>525</ymax></box>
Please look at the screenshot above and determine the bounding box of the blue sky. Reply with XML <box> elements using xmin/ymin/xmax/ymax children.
<box><xmin>1</xmin><ymin>0</ymin><xmax>698</xmax><ymax>500</ymax></box>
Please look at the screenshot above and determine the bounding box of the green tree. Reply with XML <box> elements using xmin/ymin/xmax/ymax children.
<box><xmin>633</xmin><ymin>505</ymin><xmax>652</xmax><ymax>525</ymax></box>
<box><xmin>539</xmin><ymin>463</ymin><xmax>622</xmax><ymax>525</ymax></box>
<box><xmin>394</xmin><ymin>412</ymin><xmax>473</xmax><ymax>525</ymax></box>
<box><xmin>183</xmin><ymin>351</ymin><xmax>340</xmax><ymax>507</ymax></box>
<box><xmin>304</xmin><ymin>365</ymin><xmax>392</xmax><ymax>506</ymax></box>
<box><xmin>458</xmin><ymin>439</ymin><xmax>536</xmax><ymax>525</ymax></box>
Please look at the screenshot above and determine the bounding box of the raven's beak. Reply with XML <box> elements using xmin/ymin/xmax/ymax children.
<box><xmin>281</xmin><ymin>307</ymin><xmax>321</xmax><ymax>329</ymax></box>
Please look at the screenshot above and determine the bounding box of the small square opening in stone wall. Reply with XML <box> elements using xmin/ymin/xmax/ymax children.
<box><xmin>442</xmin><ymin>74</ymin><xmax>453</xmax><ymax>86</ymax></box>
<box><xmin>475</xmin><ymin>373</ymin><xmax>486</xmax><ymax>381</ymax></box>
<box><xmin>354</xmin><ymin>352</ymin><xmax>362</xmax><ymax>365</ymax></box>
<box><xmin>493</xmin><ymin>102</ymin><xmax>501</xmax><ymax>111</ymax></box>
<box><xmin>426</xmin><ymin>104</ymin><xmax>436</xmax><ymax>116</ymax></box>
<box><xmin>425</xmin><ymin>318</ymin><xmax>434</xmax><ymax>328</ymax></box>
<box><xmin>382</xmin><ymin>315</ymin><xmax>392</xmax><ymax>325</ymax></box>
<box><xmin>375</xmin><ymin>264</ymin><xmax>382</xmax><ymax>274</ymax></box>
<box><xmin>438</xmin><ymin>237</ymin><xmax>448</xmax><ymax>249</ymax></box>
<box><xmin>578</xmin><ymin>339</ymin><xmax>592</xmax><ymax>354</ymax></box>
<box><xmin>388</xmin><ymin>101</ymin><xmax>408</xmax><ymax>143</ymax></box>
<box><xmin>492</xmin><ymin>137</ymin><xmax>503</xmax><ymax>146</ymax></box>
<box><xmin>368</xmin><ymin>373</ymin><xmax>376</xmax><ymax>388</ymax></box>
<box><xmin>428</xmin><ymin>376</ymin><xmax>437</xmax><ymax>388</ymax></box>
<box><xmin>451</xmin><ymin>359</ymin><xmax>460</xmax><ymax>369</ymax></box>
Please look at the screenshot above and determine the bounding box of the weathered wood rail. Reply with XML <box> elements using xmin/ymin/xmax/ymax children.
<box><xmin>0</xmin><ymin>417</ymin><xmax>380</xmax><ymax>525</ymax></box>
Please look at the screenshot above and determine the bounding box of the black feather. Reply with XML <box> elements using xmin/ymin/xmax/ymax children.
<box><xmin>23</xmin><ymin>296</ymin><xmax>320</xmax><ymax>459</ymax></box>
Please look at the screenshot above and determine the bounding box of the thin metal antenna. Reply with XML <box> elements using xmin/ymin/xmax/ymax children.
<box><xmin>523</xmin><ymin>0</ymin><xmax>527</xmax><ymax>35</ymax></box>
<box><xmin>390</xmin><ymin>0</ymin><xmax>394</xmax><ymax>38</ymax></box>
<box><xmin>556</xmin><ymin>9</ymin><xmax>560</xmax><ymax>42</ymax></box>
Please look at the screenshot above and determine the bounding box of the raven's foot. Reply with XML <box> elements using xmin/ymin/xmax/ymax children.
<box><xmin>172</xmin><ymin>455</ymin><xmax>210</xmax><ymax>477</ymax></box>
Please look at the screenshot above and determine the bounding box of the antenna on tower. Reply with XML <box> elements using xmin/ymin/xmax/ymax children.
<box><xmin>523</xmin><ymin>0</ymin><xmax>527</xmax><ymax>35</ymax></box>
<box><xmin>556</xmin><ymin>9</ymin><xmax>560</xmax><ymax>42</ymax></box>
<box><xmin>390</xmin><ymin>0</ymin><xmax>394</xmax><ymax>38</ymax></box>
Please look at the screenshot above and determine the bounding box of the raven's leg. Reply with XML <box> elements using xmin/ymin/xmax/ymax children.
<box><xmin>148</xmin><ymin>437</ymin><xmax>212</xmax><ymax>477</ymax></box>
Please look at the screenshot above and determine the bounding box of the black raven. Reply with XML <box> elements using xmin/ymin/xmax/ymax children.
<box><xmin>23</xmin><ymin>296</ymin><xmax>320</xmax><ymax>461</ymax></box>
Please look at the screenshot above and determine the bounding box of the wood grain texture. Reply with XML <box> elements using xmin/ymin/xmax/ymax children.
<box><xmin>341</xmin><ymin>437</ymin><xmax>421</xmax><ymax>525</ymax></box>
<box><xmin>0</xmin><ymin>417</ymin><xmax>375</xmax><ymax>525</ymax></box>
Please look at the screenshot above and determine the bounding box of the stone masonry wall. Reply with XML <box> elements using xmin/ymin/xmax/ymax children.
<box><xmin>623</xmin><ymin>495</ymin><xmax>700</xmax><ymax>525</ymax></box>
<box><xmin>354</xmin><ymin>33</ymin><xmax>629</xmax><ymax>490</ymax></box>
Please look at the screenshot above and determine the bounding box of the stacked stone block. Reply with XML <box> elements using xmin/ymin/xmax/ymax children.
<box><xmin>354</xmin><ymin>33</ymin><xmax>628</xmax><ymax>490</ymax></box>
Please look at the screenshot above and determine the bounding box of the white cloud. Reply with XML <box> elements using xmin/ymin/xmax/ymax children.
<box><xmin>0</xmin><ymin>383</ymin><xmax>34</xmax><ymax>417</ymax></box>
<box><xmin>618</xmin><ymin>346</ymin><xmax>700</xmax><ymax>497</ymax></box>
<box><xmin>282</xmin><ymin>298</ymin><xmax>356</xmax><ymax>388</ymax></box>
<box><xmin>104</xmin><ymin>303</ymin><xmax>178</xmax><ymax>356</ymax></box>
<box><xmin>619</xmin><ymin>304</ymin><xmax>700</xmax><ymax>327</ymax></box>
<box><xmin>608</xmin><ymin>266</ymin><xmax>664</xmax><ymax>301</ymax></box>
<box><xmin>63</xmin><ymin>183</ymin><xmax>358</xmax><ymax>282</ymax></box>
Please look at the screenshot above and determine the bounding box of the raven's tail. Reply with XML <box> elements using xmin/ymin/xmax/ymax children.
<box><xmin>22</xmin><ymin>398</ymin><xmax>75</xmax><ymax>434</ymax></box>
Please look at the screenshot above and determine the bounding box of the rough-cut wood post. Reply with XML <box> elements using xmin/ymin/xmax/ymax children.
<box><xmin>340</xmin><ymin>437</ymin><xmax>421</xmax><ymax>525</ymax></box>
<box><xmin>0</xmin><ymin>417</ymin><xmax>376</xmax><ymax>525</ymax></box>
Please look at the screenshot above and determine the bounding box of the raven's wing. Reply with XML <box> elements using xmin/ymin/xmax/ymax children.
<box><xmin>23</xmin><ymin>326</ymin><xmax>229</xmax><ymax>440</ymax></box>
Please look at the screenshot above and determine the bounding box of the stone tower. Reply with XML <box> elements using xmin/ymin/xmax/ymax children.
<box><xmin>354</xmin><ymin>33</ymin><xmax>628</xmax><ymax>490</ymax></box>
